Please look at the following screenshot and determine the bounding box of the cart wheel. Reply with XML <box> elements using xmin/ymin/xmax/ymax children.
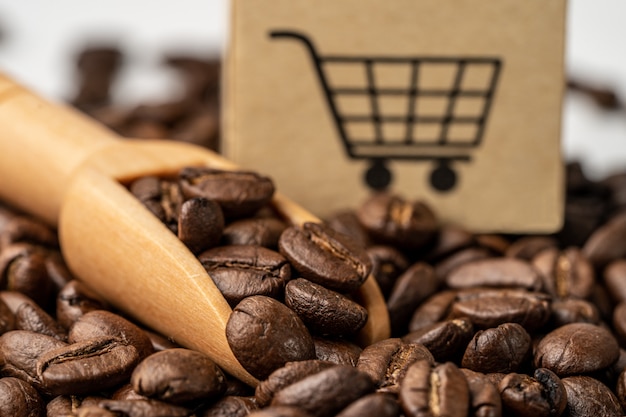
<box><xmin>365</xmin><ymin>159</ymin><xmax>392</xmax><ymax>190</ymax></box>
<box><xmin>430</xmin><ymin>161</ymin><xmax>457</xmax><ymax>192</ymax></box>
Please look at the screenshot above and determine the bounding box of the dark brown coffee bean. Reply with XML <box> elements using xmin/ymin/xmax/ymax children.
<box><xmin>177</xmin><ymin>197</ymin><xmax>224</xmax><ymax>254</ymax></box>
<box><xmin>112</xmin><ymin>384</ymin><xmax>147</xmax><ymax>400</ymax></box>
<box><xmin>604</xmin><ymin>260</ymin><xmax>626</xmax><ymax>304</ymax></box>
<box><xmin>68</xmin><ymin>310</ymin><xmax>154</xmax><ymax>360</ymax></box>
<box><xmin>408</xmin><ymin>290</ymin><xmax>457</xmax><ymax>332</ymax></box>
<box><xmin>356</xmin><ymin>192</ymin><xmax>438</xmax><ymax>250</ymax></box>
<box><xmin>313</xmin><ymin>337</ymin><xmax>361</xmax><ymax>366</ymax></box>
<box><xmin>462</xmin><ymin>323</ymin><xmax>530</xmax><ymax>374</ymax></box>
<box><xmin>434</xmin><ymin>247</ymin><xmax>492</xmax><ymax>283</ymax></box>
<box><xmin>200</xmin><ymin>395</ymin><xmax>258</xmax><ymax>417</ymax></box>
<box><xmin>534</xmin><ymin>323</ymin><xmax>619</xmax><ymax>376</ymax></box>
<box><xmin>425</xmin><ymin>225</ymin><xmax>474</xmax><ymax>262</ymax></box>
<box><xmin>402</xmin><ymin>317</ymin><xmax>473</xmax><ymax>362</ymax></box>
<box><xmin>449</xmin><ymin>289</ymin><xmax>551</xmax><ymax>332</ymax></box>
<box><xmin>222</xmin><ymin>218</ymin><xmax>287</xmax><ymax>249</ymax></box>
<box><xmin>506</xmin><ymin>236</ymin><xmax>558</xmax><ymax>260</ymax></box>
<box><xmin>0</xmin><ymin>215</ymin><xmax>58</xmax><ymax>250</ymax></box>
<box><xmin>475</xmin><ymin>234</ymin><xmax>510</xmax><ymax>255</ymax></box>
<box><xmin>97</xmin><ymin>398</ymin><xmax>193</xmax><ymax>417</ymax></box>
<box><xmin>459</xmin><ymin>368</ymin><xmax>502</xmax><ymax>417</ymax></box>
<box><xmin>357</xmin><ymin>338</ymin><xmax>434</xmax><ymax>393</ymax></box>
<box><xmin>279</xmin><ymin>222</ymin><xmax>371</xmax><ymax>292</ymax></box>
<box><xmin>616</xmin><ymin>367</ymin><xmax>626</xmax><ymax>410</ymax></box>
<box><xmin>399</xmin><ymin>360</ymin><xmax>469</xmax><ymax>417</ymax></box>
<box><xmin>130</xmin><ymin>177</ymin><xmax>183</xmax><ymax>233</ymax></box>
<box><xmin>37</xmin><ymin>336</ymin><xmax>140</xmax><ymax>395</ymax></box>
<box><xmin>0</xmin><ymin>296</ymin><xmax>14</xmax><ymax>334</ymax></box>
<box><xmin>532</xmin><ymin>247</ymin><xmax>594</xmax><ymax>299</ymax></box>
<box><xmin>387</xmin><ymin>262</ymin><xmax>438</xmax><ymax>335</ymax></box>
<box><xmin>179</xmin><ymin>167</ymin><xmax>275</xmax><ymax>219</ymax></box>
<box><xmin>75</xmin><ymin>405</ymin><xmax>118</xmax><ymax>417</ymax></box>
<box><xmin>550</xmin><ymin>298</ymin><xmax>600</xmax><ymax>327</ymax></box>
<box><xmin>446</xmin><ymin>258</ymin><xmax>542</xmax><ymax>291</ymax></box>
<box><xmin>44</xmin><ymin>251</ymin><xmax>75</xmax><ymax>290</ymax></box>
<box><xmin>170</xmin><ymin>108</ymin><xmax>220</xmax><ymax>150</ymax></box>
<box><xmin>131</xmin><ymin>348</ymin><xmax>226</xmax><ymax>405</ymax></box>
<box><xmin>365</xmin><ymin>245</ymin><xmax>408</xmax><ymax>298</ymax></box>
<box><xmin>612</xmin><ymin>301</ymin><xmax>626</xmax><ymax>346</ymax></box>
<box><xmin>325</xmin><ymin>210</ymin><xmax>372</xmax><ymax>247</ymax></box>
<box><xmin>285</xmin><ymin>278</ymin><xmax>367</xmax><ymax>336</ymax></box>
<box><xmin>129</xmin><ymin>176</ymin><xmax>163</xmax><ymax>202</ymax></box>
<box><xmin>143</xmin><ymin>328</ymin><xmax>180</xmax><ymax>351</ymax></box>
<box><xmin>132</xmin><ymin>99</ymin><xmax>196</xmax><ymax>125</ymax></box>
<box><xmin>0</xmin><ymin>330</ymin><xmax>67</xmax><ymax>389</ymax></box>
<box><xmin>335</xmin><ymin>393</ymin><xmax>400</xmax><ymax>417</ymax></box>
<box><xmin>226</xmin><ymin>296</ymin><xmax>315</xmax><ymax>380</ymax></box>
<box><xmin>0</xmin><ymin>377</ymin><xmax>44</xmax><ymax>417</ymax></box>
<box><xmin>255</xmin><ymin>360</ymin><xmax>335</xmax><ymax>407</ymax></box>
<box><xmin>271</xmin><ymin>365</ymin><xmax>375</xmax><ymax>417</ymax></box>
<box><xmin>248</xmin><ymin>406</ymin><xmax>313</xmax><ymax>417</ymax></box>
<box><xmin>200</xmin><ymin>245</ymin><xmax>291</xmax><ymax>307</ymax></box>
<box><xmin>56</xmin><ymin>280</ymin><xmax>107</xmax><ymax>329</ymax></box>
<box><xmin>583</xmin><ymin>211</ymin><xmax>626</xmax><ymax>267</ymax></box>
<box><xmin>15</xmin><ymin>300</ymin><xmax>66</xmax><ymax>340</ymax></box>
<box><xmin>498</xmin><ymin>368</ymin><xmax>566</xmax><ymax>417</ymax></box>
<box><xmin>562</xmin><ymin>376</ymin><xmax>623</xmax><ymax>417</ymax></box>
<box><xmin>0</xmin><ymin>243</ymin><xmax>55</xmax><ymax>307</ymax></box>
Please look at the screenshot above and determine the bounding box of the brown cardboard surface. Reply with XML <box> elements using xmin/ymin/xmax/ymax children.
<box><xmin>225</xmin><ymin>0</ymin><xmax>566</xmax><ymax>233</ymax></box>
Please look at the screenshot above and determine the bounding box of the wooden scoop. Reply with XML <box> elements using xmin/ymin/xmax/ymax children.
<box><xmin>0</xmin><ymin>73</ymin><xmax>390</xmax><ymax>386</ymax></box>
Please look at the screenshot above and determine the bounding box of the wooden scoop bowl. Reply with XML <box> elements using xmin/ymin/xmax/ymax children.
<box><xmin>0</xmin><ymin>73</ymin><xmax>390</xmax><ymax>386</ymax></box>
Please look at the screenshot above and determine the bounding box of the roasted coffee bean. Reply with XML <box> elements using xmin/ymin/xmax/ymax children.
<box><xmin>200</xmin><ymin>395</ymin><xmax>258</xmax><ymax>417</ymax></box>
<box><xmin>325</xmin><ymin>210</ymin><xmax>372</xmax><ymax>247</ymax></box>
<box><xmin>449</xmin><ymin>289</ymin><xmax>551</xmax><ymax>332</ymax></box>
<box><xmin>505</xmin><ymin>236</ymin><xmax>558</xmax><ymax>260</ymax></box>
<box><xmin>226</xmin><ymin>296</ymin><xmax>315</xmax><ymax>380</ymax></box>
<box><xmin>56</xmin><ymin>280</ymin><xmax>107</xmax><ymax>329</ymax></box>
<box><xmin>270</xmin><ymin>365</ymin><xmax>375</xmax><ymax>417</ymax></box>
<box><xmin>171</xmin><ymin>108</ymin><xmax>220</xmax><ymax>150</ymax></box>
<box><xmin>47</xmin><ymin>395</ymin><xmax>108</xmax><ymax>417</ymax></box>
<box><xmin>0</xmin><ymin>330</ymin><xmax>67</xmax><ymax>389</ymax></box>
<box><xmin>498</xmin><ymin>368</ymin><xmax>566</xmax><ymax>417</ymax></box>
<box><xmin>131</xmin><ymin>348</ymin><xmax>226</xmax><ymax>405</ymax></box>
<box><xmin>408</xmin><ymin>290</ymin><xmax>457</xmax><ymax>332</ymax></box>
<box><xmin>399</xmin><ymin>360</ymin><xmax>469</xmax><ymax>417</ymax></box>
<box><xmin>113</xmin><ymin>384</ymin><xmax>148</xmax><ymax>400</ymax></box>
<box><xmin>177</xmin><ymin>197</ymin><xmax>224</xmax><ymax>254</ymax></box>
<box><xmin>97</xmin><ymin>398</ymin><xmax>193</xmax><ymax>417</ymax></box>
<box><xmin>130</xmin><ymin>177</ymin><xmax>183</xmax><ymax>233</ymax></box>
<box><xmin>179</xmin><ymin>167</ymin><xmax>275</xmax><ymax>219</ymax></box>
<box><xmin>0</xmin><ymin>296</ymin><xmax>14</xmax><ymax>334</ymax></box>
<box><xmin>612</xmin><ymin>301</ymin><xmax>626</xmax><ymax>345</ymax></box>
<box><xmin>561</xmin><ymin>376</ymin><xmax>623</xmax><ymax>417</ymax></box>
<box><xmin>75</xmin><ymin>405</ymin><xmax>118</xmax><ymax>417</ymax></box>
<box><xmin>44</xmin><ymin>251</ymin><xmax>75</xmax><ymax>290</ymax></box>
<box><xmin>255</xmin><ymin>360</ymin><xmax>335</xmax><ymax>407</ymax></box>
<box><xmin>278</xmin><ymin>222</ymin><xmax>371</xmax><ymax>292</ymax></box>
<box><xmin>312</xmin><ymin>337</ymin><xmax>361</xmax><ymax>366</ymax></box>
<box><xmin>285</xmin><ymin>278</ymin><xmax>367</xmax><ymax>336</ymax></box>
<box><xmin>14</xmin><ymin>300</ymin><xmax>66</xmax><ymax>340</ymax></box>
<box><xmin>616</xmin><ymin>367</ymin><xmax>626</xmax><ymax>410</ymax></box>
<box><xmin>222</xmin><ymin>218</ymin><xmax>287</xmax><ymax>249</ymax></box>
<box><xmin>0</xmin><ymin>215</ymin><xmax>58</xmax><ymax>249</ymax></box>
<box><xmin>0</xmin><ymin>377</ymin><xmax>44</xmax><ymax>417</ymax></box>
<box><xmin>335</xmin><ymin>393</ymin><xmax>400</xmax><ymax>417</ymax></box>
<box><xmin>434</xmin><ymin>247</ymin><xmax>492</xmax><ymax>283</ymax></box>
<box><xmin>199</xmin><ymin>245</ymin><xmax>291</xmax><ymax>307</ymax></box>
<box><xmin>37</xmin><ymin>336</ymin><xmax>140</xmax><ymax>395</ymax></box>
<box><xmin>143</xmin><ymin>328</ymin><xmax>180</xmax><ymax>351</ymax></box>
<box><xmin>446</xmin><ymin>257</ymin><xmax>542</xmax><ymax>291</ymax></box>
<box><xmin>402</xmin><ymin>317</ymin><xmax>473</xmax><ymax>362</ymax></box>
<box><xmin>532</xmin><ymin>247</ymin><xmax>594</xmax><ymax>299</ymax></box>
<box><xmin>68</xmin><ymin>310</ymin><xmax>154</xmax><ymax>360</ymax></box>
<box><xmin>604</xmin><ymin>259</ymin><xmax>626</xmax><ymax>304</ymax></box>
<box><xmin>583</xmin><ymin>211</ymin><xmax>626</xmax><ymax>267</ymax></box>
<box><xmin>248</xmin><ymin>406</ymin><xmax>313</xmax><ymax>417</ymax></box>
<box><xmin>357</xmin><ymin>338</ymin><xmax>434</xmax><ymax>393</ymax></box>
<box><xmin>356</xmin><ymin>192</ymin><xmax>438</xmax><ymax>250</ymax></box>
<box><xmin>0</xmin><ymin>243</ymin><xmax>55</xmax><ymax>307</ymax></box>
<box><xmin>550</xmin><ymin>298</ymin><xmax>600</xmax><ymax>327</ymax></box>
<box><xmin>474</xmin><ymin>234</ymin><xmax>510</xmax><ymax>255</ymax></box>
<box><xmin>387</xmin><ymin>262</ymin><xmax>438</xmax><ymax>335</ymax></box>
<box><xmin>459</xmin><ymin>368</ymin><xmax>502</xmax><ymax>417</ymax></box>
<box><xmin>424</xmin><ymin>224</ymin><xmax>474</xmax><ymax>262</ymax></box>
<box><xmin>462</xmin><ymin>323</ymin><xmax>531</xmax><ymax>374</ymax></box>
<box><xmin>534</xmin><ymin>322</ymin><xmax>620</xmax><ymax>376</ymax></box>
<box><xmin>366</xmin><ymin>245</ymin><xmax>409</xmax><ymax>297</ymax></box>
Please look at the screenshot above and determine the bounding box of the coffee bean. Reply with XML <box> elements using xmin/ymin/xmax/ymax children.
<box><xmin>534</xmin><ymin>322</ymin><xmax>619</xmax><ymax>376</ymax></box>
<box><xmin>56</xmin><ymin>280</ymin><xmax>107</xmax><ymax>329</ymax></box>
<box><xmin>612</xmin><ymin>301</ymin><xmax>626</xmax><ymax>345</ymax></box>
<box><xmin>335</xmin><ymin>393</ymin><xmax>400</xmax><ymax>417</ymax></box>
<box><xmin>247</xmin><ymin>406</ymin><xmax>314</xmax><ymax>417</ymax></box>
<box><xmin>200</xmin><ymin>395</ymin><xmax>258</xmax><ymax>417</ymax></box>
<box><xmin>459</xmin><ymin>368</ymin><xmax>502</xmax><ymax>417</ymax></box>
<box><xmin>0</xmin><ymin>377</ymin><xmax>44</xmax><ymax>417</ymax></box>
<box><xmin>408</xmin><ymin>290</ymin><xmax>457</xmax><ymax>332</ymax></box>
<box><xmin>0</xmin><ymin>296</ymin><xmax>14</xmax><ymax>334</ymax></box>
<box><xmin>285</xmin><ymin>278</ymin><xmax>367</xmax><ymax>336</ymax></box>
<box><xmin>177</xmin><ymin>197</ymin><xmax>224</xmax><ymax>254</ymax></box>
<box><xmin>14</xmin><ymin>300</ymin><xmax>66</xmax><ymax>340</ymax></box>
<box><xmin>325</xmin><ymin>210</ymin><xmax>372</xmax><ymax>247</ymax></box>
<box><xmin>112</xmin><ymin>383</ymin><xmax>147</xmax><ymax>400</ymax></box>
<box><xmin>357</xmin><ymin>338</ymin><xmax>434</xmax><ymax>393</ymax></box>
<box><xmin>365</xmin><ymin>245</ymin><xmax>409</xmax><ymax>298</ymax></box>
<box><xmin>226</xmin><ymin>296</ymin><xmax>315</xmax><ymax>380</ymax></box>
<box><xmin>462</xmin><ymin>323</ymin><xmax>531</xmax><ymax>374</ymax></box>
<box><xmin>0</xmin><ymin>215</ymin><xmax>58</xmax><ymax>249</ymax></box>
<box><xmin>402</xmin><ymin>317</ymin><xmax>473</xmax><ymax>362</ymax></box>
<box><xmin>37</xmin><ymin>336</ymin><xmax>140</xmax><ymax>395</ymax></box>
<box><xmin>179</xmin><ymin>167</ymin><xmax>275</xmax><ymax>219</ymax></box>
<box><xmin>604</xmin><ymin>260</ymin><xmax>626</xmax><ymax>304</ymax></box>
<box><xmin>312</xmin><ymin>337</ymin><xmax>361</xmax><ymax>367</ymax></box>
<box><xmin>97</xmin><ymin>398</ymin><xmax>193</xmax><ymax>417</ymax></box>
<box><xmin>506</xmin><ymin>236</ymin><xmax>558</xmax><ymax>260</ymax></box>
<box><xmin>0</xmin><ymin>243</ymin><xmax>55</xmax><ymax>307</ymax></box>
<box><xmin>130</xmin><ymin>177</ymin><xmax>183</xmax><ymax>233</ymax></box>
<box><xmin>562</xmin><ymin>376</ymin><xmax>623</xmax><ymax>417</ymax></box>
<box><xmin>399</xmin><ymin>360</ymin><xmax>469</xmax><ymax>417</ymax></box>
<box><xmin>550</xmin><ymin>298</ymin><xmax>600</xmax><ymax>327</ymax></box>
<box><xmin>279</xmin><ymin>222</ymin><xmax>371</xmax><ymax>292</ymax></box>
<box><xmin>434</xmin><ymin>247</ymin><xmax>492</xmax><ymax>284</ymax></box>
<box><xmin>583</xmin><ymin>211</ymin><xmax>626</xmax><ymax>267</ymax></box>
<box><xmin>131</xmin><ymin>348</ymin><xmax>226</xmax><ymax>405</ymax></box>
<box><xmin>532</xmin><ymin>247</ymin><xmax>594</xmax><ymax>299</ymax></box>
<box><xmin>199</xmin><ymin>245</ymin><xmax>291</xmax><ymax>307</ymax></box>
<box><xmin>221</xmin><ymin>218</ymin><xmax>287</xmax><ymax>249</ymax></box>
<box><xmin>446</xmin><ymin>257</ymin><xmax>543</xmax><ymax>291</ymax></box>
<box><xmin>270</xmin><ymin>365</ymin><xmax>375</xmax><ymax>417</ymax></box>
<box><xmin>498</xmin><ymin>368</ymin><xmax>566</xmax><ymax>417</ymax></box>
<box><xmin>474</xmin><ymin>234</ymin><xmax>510</xmax><ymax>255</ymax></box>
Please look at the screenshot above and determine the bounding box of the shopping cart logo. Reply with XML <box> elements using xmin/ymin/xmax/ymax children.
<box><xmin>270</xmin><ymin>30</ymin><xmax>502</xmax><ymax>192</ymax></box>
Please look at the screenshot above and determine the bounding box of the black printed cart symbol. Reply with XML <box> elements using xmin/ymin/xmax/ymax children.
<box><xmin>270</xmin><ymin>30</ymin><xmax>502</xmax><ymax>192</ymax></box>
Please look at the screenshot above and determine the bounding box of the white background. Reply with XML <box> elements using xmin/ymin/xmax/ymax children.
<box><xmin>0</xmin><ymin>0</ymin><xmax>624</xmax><ymax>180</ymax></box>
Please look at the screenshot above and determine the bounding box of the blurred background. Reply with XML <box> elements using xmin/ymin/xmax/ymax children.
<box><xmin>0</xmin><ymin>0</ymin><xmax>623</xmax><ymax>179</ymax></box>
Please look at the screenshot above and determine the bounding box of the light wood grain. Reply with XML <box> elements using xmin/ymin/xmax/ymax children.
<box><xmin>0</xmin><ymin>72</ymin><xmax>390</xmax><ymax>386</ymax></box>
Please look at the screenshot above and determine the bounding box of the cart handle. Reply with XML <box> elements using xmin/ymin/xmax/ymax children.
<box><xmin>270</xmin><ymin>31</ymin><xmax>320</xmax><ymax>61</ymax></box>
